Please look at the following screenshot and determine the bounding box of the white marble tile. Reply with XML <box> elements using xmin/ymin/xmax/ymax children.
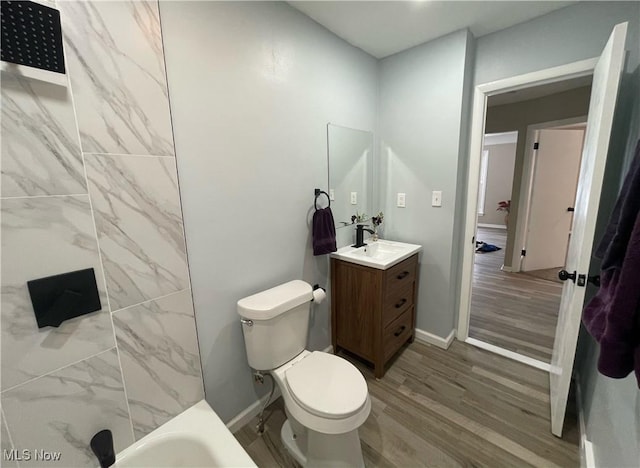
<box><xmin>1</xmin><ymin>73</ymin><xmax>86</xmax><ymax>197</ymax></box>
<box><xmin>113</xmin><ymin>290</ymin><xmax>203</xmax><ymax>439</ymax></box>
<box><xmin>1</xmin><ymin>410</ymin><xmax>18</xmax><ymax>468</ymax></box>
<box><xmin>1</xmin><ymin>195</ymin><xmax>114</xmax><ymax>391</ymax></box>
<box><xmin>85</xmin><ymin>154</ymin><xmax>189</xmax><ymax>311</ymax></box>
<box><xmin>1</xmin><ymin>348</ymin><xmax>134</xmax><ymax>468</ymax></box>
<box><xmin>58</xmin><ymin>0</ymin><xmax>174</xmax><ymax>156</ymax></box>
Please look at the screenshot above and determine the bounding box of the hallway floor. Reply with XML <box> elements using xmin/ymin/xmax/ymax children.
<box><xmin>234</xmin><ymin>340</ymin><xmax>579</xmax><ymax>467</ymax></box>
<box><xmin>469</xmin><ymin>227</ymin><xmax>563</xmax><ymax>362</ymax></box>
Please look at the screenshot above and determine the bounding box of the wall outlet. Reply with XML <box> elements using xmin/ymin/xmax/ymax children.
<box><xmin>329</xmin><ymin>189</ymin><xmax>335</xmax><ymax>201</ymax></box>
<box><xmin>350</xmin><ymin>192</ymin><xmax>357</xmax><ymax>205</ymax></box>
<box><xmin>432</xmin><ymin>190</ymin><xmax>442</xmax><ymax>207</ymax></box>
<box><xmin>397</xmin><ymin>192</ymin><xmax>406</xmax><ymax>208</ymax></box>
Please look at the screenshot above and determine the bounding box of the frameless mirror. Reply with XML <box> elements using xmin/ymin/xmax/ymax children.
<box><xmin>327</xmin><ymin>123</ymin><xmax>373</xmax><ymax>229</ymax></box>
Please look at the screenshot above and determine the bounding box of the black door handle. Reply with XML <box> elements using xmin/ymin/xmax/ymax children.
<box><xmin>558</xmin><ymin>270</ymin><xmax>576</xmax><ymax>283</ymax></box>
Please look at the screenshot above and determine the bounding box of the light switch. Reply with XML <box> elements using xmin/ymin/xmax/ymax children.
<box><xmin>350</xmin><ymin>192</ymin><xmax>357</xmax><ymax>205</ymax></box>
<box><xmin>397</xmin><ymin>192</ymin><xmax>406</xmax><ymax>208</ymax></box>
<box><xmin>432</xmin><ymin>190</ymin><xmax>442</xmax><ymax>207</ymax></box>
<box><xmin>329</xmin><ymin>189</ymin><xmax>335</xmax><ymax>201</ymax></box>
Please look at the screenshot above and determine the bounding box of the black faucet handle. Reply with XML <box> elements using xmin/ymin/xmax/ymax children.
<box><xmin>91</xmin><ymin>429</ymin><xmax>115</xmax><ymax>468</ymax></box>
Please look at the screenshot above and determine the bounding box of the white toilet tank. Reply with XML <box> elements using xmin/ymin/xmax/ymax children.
<box><xmin>237</xmin><ymin>280</ymin><xmax>313</xmax><ymax>371</ymax></box>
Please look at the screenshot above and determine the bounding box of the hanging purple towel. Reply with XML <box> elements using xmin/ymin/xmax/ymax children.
<box><xmin>583</xmin><ymin>139</ymin><xmax>640</xmax><ymax>387</ymax></box>
<box><xmin>312</xmin><ymin>207</ymin><xmax>337</xmax><ymax>256</ymax></box>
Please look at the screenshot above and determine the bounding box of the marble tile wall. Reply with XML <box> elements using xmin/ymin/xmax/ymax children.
<box><xmin>0</xmin><ymin>1</ymin><xmax>203</xmax><ymax>466</ymax></box>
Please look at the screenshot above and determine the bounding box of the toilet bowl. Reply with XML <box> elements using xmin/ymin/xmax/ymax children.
<box><xmin>237</xmin><ymin>280</ymin><xmax>370</xmax><ymax>467</ymax></box>
<box><xmin>273</xmin><ymin>350</ymin><xmax>370</xmax><ymax>466</ymax></box>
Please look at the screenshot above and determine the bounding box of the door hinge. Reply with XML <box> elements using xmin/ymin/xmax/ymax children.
<box><xmin>533</xmin><ymin>142</ymin><xmax>539</xmax><ymax>150</ymax></box>
<box><xmin>521</xmin><ymin>249</ymin><xmax>527</xmax><ymax>257</ymax></box>
<box><xmin>577</xmin><ymin>274</ymin><xmax>587</xmax><ymax>287</ymax></box>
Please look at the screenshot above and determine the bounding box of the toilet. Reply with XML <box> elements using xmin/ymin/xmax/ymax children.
<box><xmin>237</xmin><ymin>280</ymin><xmax>371</xmax><ymax>467</ymax></box>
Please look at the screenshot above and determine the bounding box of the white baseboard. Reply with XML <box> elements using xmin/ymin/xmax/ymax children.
<box><xmin>415</xmin><ymin>328</ymin><xmax>455</xmax><ymax>349</ymax></box>
<box><xmin>575</xmin><ymin>373</ymin><xmax>596</xmax><ymax>468</ymax></box>
<box><xmin>478</xmin><ymin>223</ymin><xmax>507</xmax><ymax>230</ymax></box>
<box><xmin>501</xmin><ymin>265</ymin><xmax>514</xmax><ymax>272</ymax></box>
<box><xmin>226</xmin><ymin>344</ymin><xmax>334</xmax><ymax>433</ymax></box>
<box><xmin>465</xmin><ymin>337</ymin><xmax>551</xmax><ymax>372</ymax></box>
<box><xmin>226</xmin><ymin>384</ymin><xmax>282</xmax><ymax>434</ymax></box>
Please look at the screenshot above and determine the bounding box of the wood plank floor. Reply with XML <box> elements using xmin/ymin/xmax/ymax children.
<box><xmin>235</xmin><ymin>340</ymin><xmax>579</xmax><ymax>467</ymax></box>
<box><xmin>469</xmin><ymin>227</ymin><xmax>562</xmax><ymax>362</ymax></box>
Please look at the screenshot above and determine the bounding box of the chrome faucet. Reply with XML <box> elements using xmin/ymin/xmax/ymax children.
<box><xmin>353</xmin><ymin>224</ymin><xmax>375</xmax><ymax>248</ymax></box>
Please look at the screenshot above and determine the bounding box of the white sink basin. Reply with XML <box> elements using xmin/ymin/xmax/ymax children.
<box><xmin>331</xmin><ymin>239</ymin><xmax>422</xmax><ymax>270</ymax></box>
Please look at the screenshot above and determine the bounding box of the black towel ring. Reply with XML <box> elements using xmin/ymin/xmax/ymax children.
<box><xmin>314</xmin><ymin>189</ymin><xmax>330</xmax><ymax>210</ymax></box>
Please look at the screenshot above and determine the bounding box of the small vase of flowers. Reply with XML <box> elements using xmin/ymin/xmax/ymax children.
<box><xmin>497</xmin><ymin>200</ymin><xmax>511</xmax><ymax>227</ymax></box>
<box><xmin>371</xmin><ymin>212</ymin><xmax>384</xmax><ymax>241</ymax></box>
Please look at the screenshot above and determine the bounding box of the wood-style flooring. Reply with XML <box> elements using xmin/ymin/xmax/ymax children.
<box><xmin>469</xmin><ymin>227</ymin><xmax>562</xmax><ymax>362</ymax></box>
<box><xmin>235</xmin><ymin>340</ymin><xmax>579</xmax><ymax>467</ymax></box>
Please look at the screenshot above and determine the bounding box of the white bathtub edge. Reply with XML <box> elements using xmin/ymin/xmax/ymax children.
<box><xmin>116</xmin><ymin>400</ymin><xmax>256</xmax><ymax>467</ymax></box>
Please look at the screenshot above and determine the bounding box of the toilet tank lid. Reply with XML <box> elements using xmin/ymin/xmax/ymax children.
<box><xmin>237</xmin><ymin>280</ymin><xmax>313</xmax><ymax>320</ymax></box>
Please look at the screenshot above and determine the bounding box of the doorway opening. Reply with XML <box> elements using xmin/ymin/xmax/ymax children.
<box><xmin>470</xmin><ymin>112</ymin><xmax>590</xmax><ymax>366</ymax></box>
<box><xmin>457</xmin><ymin>23</ymin><xmax>626</xmax><ymax>437</ymax></box>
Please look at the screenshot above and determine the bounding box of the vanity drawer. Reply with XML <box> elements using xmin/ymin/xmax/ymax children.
<box><xmin>383</xmin><ymin>308</ymin><xmax>413</xmax><ymax>360</ymax></box>
<box><xmin>382</xmin><ymin>281</ymin><xmax>414</xmax><ymax>327</ymax></box>
<box><xmin>385</xmin><ymin>255</ymin><xmax>417</xmax><ymax>292</ymax></box>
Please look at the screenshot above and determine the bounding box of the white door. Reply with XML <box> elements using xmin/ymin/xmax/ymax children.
<box><xmin>550</xmin><ymin>22</ymin><xmax>627</xmax><ymax>437</ymax></box>
<box><xmin>523</xmin><ymin>128</ymin><xmax>584</xmax><ymax>272</ymax></box>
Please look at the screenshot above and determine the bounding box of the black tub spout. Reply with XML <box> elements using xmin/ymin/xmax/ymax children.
<box><xmin>90</xmin><ymin>429</ymin><xmax>115</xmax><ymax>468</ymax></box>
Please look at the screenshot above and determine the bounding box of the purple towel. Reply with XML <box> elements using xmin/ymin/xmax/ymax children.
<box><xmin>312</xmin><ymin>207</ymin><xmax>337</xmax><ymax>256</ymax></box>
<box><xmin>583</xmin><ymin>139</ymin><xmax>640</xmax><ymax>387</ymax></box>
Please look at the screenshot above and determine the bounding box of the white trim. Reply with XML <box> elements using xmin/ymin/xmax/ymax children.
<box><xmin>465</xmin><ymin>338</ymin><xmax>551</xmax><ymax>372</ymax></box>
<box><xmin>415</xmin><ymin>328</ymin><xmax>455</xmax><ymax>349</ymax></box>
<box><xmin>478</xmin><ymin>223</ymin><xmax>507</xmax><ymax>230</ymax></box>
<box><xmin>575</xmin><ymin>374</ymin><xmax>596</xmax><ymax>468</ymax></box>
<box><xmin>457</xmin><ymin>58</ymin><xmax>598</xmax><ymax>342</ymax></box>
<box><xmin>500</xmin><ymin>265</ymin><xmax>514</xmax><ymax>272</ymax></box>
<box><xmin>226</xmin><ymin>345</ymin><xmax>333</xmax><ymax>433</ymax></box>
<box><xmin>477</xmin><ymin>149</ymin><xmax>489</xmax><ymax>216</ymax></box>
<box><xmin>584</xmin><ymin>441</ymin><xmax>596</xmax><ymax>468</ymax></box>
<box><xmin>510</xmin><ymin>116</ymin><xmax>588</xmax><ymax>272</ymax></box>
<box><xmin>484</xmin><ymin>131</ymin><xmax>518</xmax><ymax>146</ymax></box>
<box><xmin>226</xmin><ymin>386</ymin><xmax>282</xmax><ymax>434</ymax></box>
<box><xmin>573</xmin><ymin>372</ymin><xmax>595</xmax><ymax>468</ymax></box>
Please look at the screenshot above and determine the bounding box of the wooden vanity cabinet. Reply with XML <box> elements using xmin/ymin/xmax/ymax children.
<box><xmin>330</xmin><ymin>253</ymin><xmax>419</xmax><ymax>378</ymax></box>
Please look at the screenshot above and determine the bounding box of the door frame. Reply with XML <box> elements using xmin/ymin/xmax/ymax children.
<box><xmin>511</xmin><ymin>116</ymin><xmax>588</xmax><ymax>273</ymax></box>
<box><xmin>457</xmin><ymin>58</ymin><xmax>598</xmax><ymax>342</ymax></box>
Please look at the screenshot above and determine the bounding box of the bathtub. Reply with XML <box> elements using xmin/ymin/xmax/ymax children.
<box><xmin>115</xmin><ymin>400</ymin><xmax>257</xmax><ymax>467</ymax></box>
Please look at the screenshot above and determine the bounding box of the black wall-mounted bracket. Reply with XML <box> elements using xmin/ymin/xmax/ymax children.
<box><xmin>27</xmin><ymin>268</ymin><xmax>102</xmax><ymax>328</ymax></box>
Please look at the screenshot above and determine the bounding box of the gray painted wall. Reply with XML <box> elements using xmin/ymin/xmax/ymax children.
<box><xmin>472</xmin><ymin>2</ymin><xmax>640</xmax><ymax>466</ymax></box>
<box><xmin>378</xmin><ymin>29</ymin><xmax>474</xmax><ymax>337</ymax></box>
<box><xmin>160</xmin><ymin>1</ymin><xmax>378</xmax><ymax>423</ymax></box>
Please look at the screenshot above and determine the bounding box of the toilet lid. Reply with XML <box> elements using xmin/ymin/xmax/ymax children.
<box><xmin>285</xmin><ymin>352</ymin><xmax>368</xmax><ymax>419</ymax></box>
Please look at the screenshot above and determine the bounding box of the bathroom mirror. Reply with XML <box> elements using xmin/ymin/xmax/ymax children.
<box><xmin>327</xmin><ymin>123</ymin><xmax>373</xmax><ymax>229</ymax></box>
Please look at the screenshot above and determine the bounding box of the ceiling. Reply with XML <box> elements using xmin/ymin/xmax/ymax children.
<box><xmin>487</xmin><ymin>75</ymin><xmax>593</xmax><ymax>107</ymax></box>
<box><xmin>289</xmin><ymin>1</ymin><xmax>577</xmax><ymax>59</ymax></box>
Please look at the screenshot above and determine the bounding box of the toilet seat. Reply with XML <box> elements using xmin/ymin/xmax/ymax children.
<box><xmin>285</xmin><ymin>351</ymin><xmax>368</xmax><ymax>420</ymax></box>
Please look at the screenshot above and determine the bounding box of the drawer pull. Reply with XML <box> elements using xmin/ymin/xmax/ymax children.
<box><xmin>395</xmin><ymin>298</ymin><xmax>407</xmax><ymax>308</ymax></box>
<box><xmin>397</xmin><ymin>271</ymin><xmax>410</xmax><ymax>280</ymax></box>
<box><xmin>394</xmin><ymin>325</ymin><xmax>406</xmax><ymax>337</ymax></box>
